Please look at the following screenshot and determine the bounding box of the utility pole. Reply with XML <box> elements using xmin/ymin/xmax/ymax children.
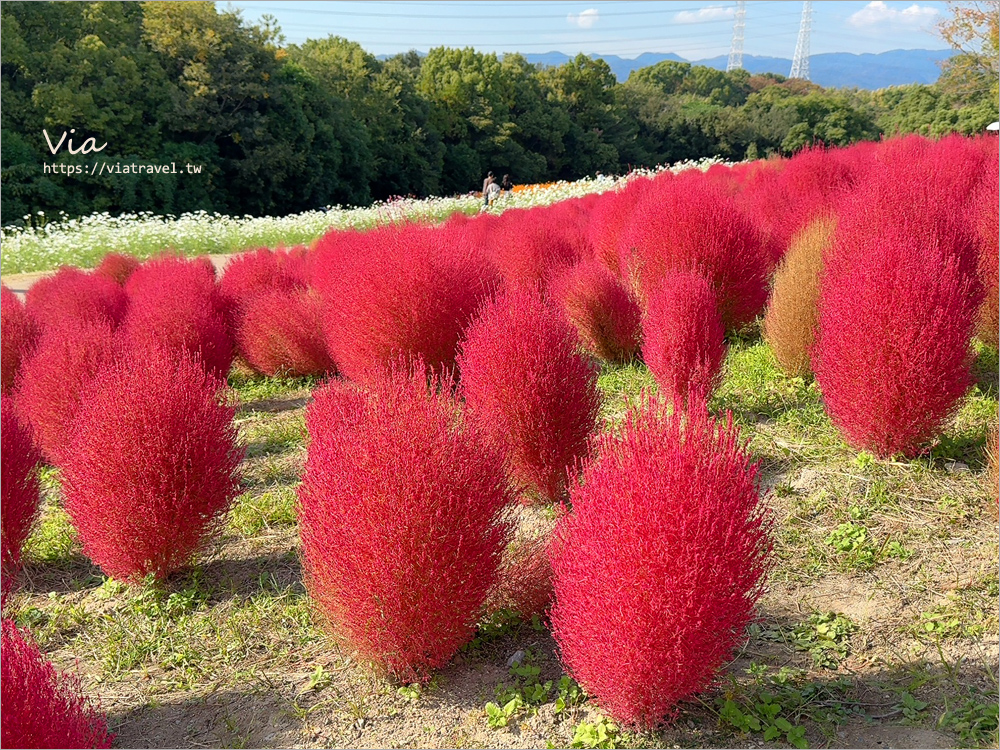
<box><xmin>726</xmin><ymin>1</ymin><xmax>747</xmax><ymax>72</ymax></box>
<box><xmin>789</xmin><ymin>0</ymin><xmax>812</xmax><ymax>80</ymax></box>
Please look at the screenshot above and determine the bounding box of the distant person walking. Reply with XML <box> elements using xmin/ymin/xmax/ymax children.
<box><xmin>482</xmin><ymin>171</ymin><xmax>495</xmax><ymax>206</ymax></box>
<box><xmin>501</xmin><ymin>174</ymin><xmax>513</xmax><ymax>193</ymax></box>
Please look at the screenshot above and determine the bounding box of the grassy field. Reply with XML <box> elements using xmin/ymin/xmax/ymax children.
<box><xmin>9</xmin><ymin>336</ymin><xmax>998</xmax><ymax>750</ymax></box>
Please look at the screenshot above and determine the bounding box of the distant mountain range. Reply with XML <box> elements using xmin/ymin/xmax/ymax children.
<box><xmin>521</xmin><ymin>49</ymin><xmax>956</xmax><ymax>90</ymax></box>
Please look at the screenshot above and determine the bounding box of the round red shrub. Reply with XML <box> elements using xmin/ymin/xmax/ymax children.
<box><xmin>813</xmin><ymin>165</ymin><xmax>982</xmax><ymax>457</ymax></box>
<box><xmin>971</xmin><ymin>167</ymin><xmax>998</xmax><ymax>348</ymax></box>
<box><xmin>120</xmin><ymin>256</ymin><xmax>233</xmax><ymax>381</ymax></box>
<box><xmin>298</xmin><ymin>363</ymin><xmax>514</xmax><ymax>682</ymax></box>
<box><xmin>14</xmin><ymin>319</ymin><xmax>115</xmax><ymax>466</ymax></box>
<box><xmin>94</xmin><ymin>253</ymin><xmax>140</xmax><ymax>285</ymax></box>
<box><xmin>61</xmin><ymin>344</ymin><xmax>243</xmax><ymax>581</ymax></box>
<box><xmin>643</xmin><ymin>271</ymin><xmax>727</xmax><ymax>404</ymax></box>
<box><xmin>236</xmin><ymin>288</ymin><xmax>334</xmax><ymax>377</ymax></box>
<box><xmin>457</xmin><ymin>288</ymin><xmax>601</xmax><ymax>503</ymax></box>
<box><xmin>1</xmin><ymin>619</ymin><xmax>113</xmax><ymax>749</ymax></box>
<box><xmin>481</xmin><ymin>207</ymin><xmax>582</xmax><ymax>290</ymax></box>
<box><xmin>1</xmin><ymin>286</ymin><xmax>38</xmax><ymax>395</ymax></box>
<box><xmin>1</xmin><ymin>401</ymin><xmax>41</xmax><ymax>602</ymax></box>
<box><xmin>550</xmin><ymin>260</ymin><xmax>642</xmax><ymax>363</ymax></box>
<box><xmin>218</xmin><ymin>247</ymin><xmax>305</xmax><ymax>319</ymax></box>
<box><xmin>313</xmin><ymin>223</ymin><xmax>496</xmax><ymax>385</ymax></box>
<box><xmin>548</xmin><ymin>400</ymin><xmax>773</xmax><ymax>728</ymax></box>
<box><xmin>25</xmin><ymin>267</ymin><xmax>127</xmax><ymax>332</ymax></box>
<box><xmin>620</xmin><ymin>172</ymin><xmax>772</xmax><ymax>330</ymax></box>
<box><xmin>587</xmin><ymin>177</ymin><xmax>656</xmax><ymax>277</ymax></box>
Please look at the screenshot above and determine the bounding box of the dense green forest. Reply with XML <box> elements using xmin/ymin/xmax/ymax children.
<box><xmin>1</xmin><ymin>1</ymin><xmax>994</xmax><ymax>225</ymax></box>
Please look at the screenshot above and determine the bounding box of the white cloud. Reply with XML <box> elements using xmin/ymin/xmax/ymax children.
<box><xmin>847</xmin><ymin>1</ymin><xmax>939</xmax><ymax>30</ymax></box>
<box><xmin>674</xmin><ymin>5</ymin><xmax>736</xmax><ymax>24</ymax></box>
<box><xmin>567</xmin><ymin>8</ymin><xmax>599</xmax><ymax>28</ymax></box>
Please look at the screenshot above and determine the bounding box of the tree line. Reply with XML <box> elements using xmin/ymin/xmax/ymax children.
<box><xmin>1</xmin><ymin>1</ymin><xmax>994</xmax><ymax>225</ymax></box>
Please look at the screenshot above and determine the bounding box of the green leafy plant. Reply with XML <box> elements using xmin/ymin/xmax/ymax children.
<box><xmin>791</xmin><ymin>612</ymin><xmax>856</xmax><ymax>669</ymax></box>
<box><xmin>571</xmin><ymin>717</ymin><xmax>618</xmax><ymax>749</ymax></box>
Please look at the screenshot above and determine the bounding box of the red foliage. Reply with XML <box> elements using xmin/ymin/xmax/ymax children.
<box><xmin>484</xmin><ymin>517</ymin><xmax>560</xmax><ymax>621</ymax></box>
<box><xmin>548</xmin><ymin>400</ymin><xmax>773</xmax><ymax>728</ymax></box>
<box><xmin>93</xmin><ymin>253</ymin><xmax>140</xmax><ymax>285</ymax></box>
<box><xmin>312</xmin><ymin>223</ymin><xmax>496</xmax><ymax>385</ymax></box>
<box><xmin>971</xmin><ymin>166</ymin><xmax>998</xmax><ymax>348</ymax></box>
<box><xmin>61</xmin><ymin>344</ymin><xmax>243</xmax><ymax>581</ymax></box>
<box><xmin>14</xmin><ymin>320</ymin><xmax>115</xmax><ymax>466</ymax></box>
<box><xmin>1</xmin><ymin>619</ymin><xmax>113</xmax><ymax>749</ymax></box>
<box><xmin>813</xmin><ymin>162</ymin><xmax>982</xmax><ymax>457</ymax></box>
<box><xmin>586</xmin><ymin>177</ymin><xmax>655</xmax><ymax>277</ymax></box>
<box><xmin>235</xmin><ymin>288</ymin><xmax>334</xmax><ymax>377</ymax></box>
<box><xmin>620</xmin><ymin>172</ymin><xmax>772</xmax><ymax>330</ymax></box>
<box><xmin>25</xmin><ymin>267</ymin><xmax>127</xmax><ymax>332</ymax></box>
<box><xmin>120</xmin><ymin>255</ymin><xmax>233</xmax><ymax>380</ymax></box>
<box><xmin>298</xmin><ymin>363</ymin><xmax>514</xmax><ymax>682</ymax></box>
<box><xmin>1</xmin><ymin>286</ymin><xmax>38</xmax><ymax>395</ymax></box>
<box><xmin>1</xmin><ymin>401</ymin><xmax>41</xmax><ymax>602</ymax></box>
<box><xmin>218</xmin><ymin>247</ymin><xmax>306</xmax><ymax>318</ymax></box>
<box><xmin>457</xmin><ymin>288</ymin><xmax>600</xmax><ymax>503</ymax></box>
<box><xmin>550</xmin><ymin>260</ymin><xmax>642</xmax><ymax>363</ymax></box>
<box><xmin>480</xmin><ymin>207</ymin><xmax>582</xmax><ymax>290</ymax></box>
<box><xmin>643</xmin><ymin>271</ymin><xmax>727</xmax><ymax>403</ymax></box>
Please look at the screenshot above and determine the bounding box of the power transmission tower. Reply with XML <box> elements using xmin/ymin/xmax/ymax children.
<box><xmin>789</xmin><ymin>0</ymin><xmax>812</xmax><ymax>80</ymax></box>
<box><xmin>726</xmin><ymin>1</ymin><xmax>746</xmax><ymax>72</ymax></box>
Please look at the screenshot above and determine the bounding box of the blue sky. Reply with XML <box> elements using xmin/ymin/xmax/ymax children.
<box><xmin>225</xmin><ymin>1</ymin><xmax>952</xmax><ymax>60</ymax></box>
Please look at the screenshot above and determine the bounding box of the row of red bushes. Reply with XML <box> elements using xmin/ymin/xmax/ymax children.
<box><xmin>0</xmin><ymin>133</ymin><xmax>996</xmax><ymax>741</ymax></box>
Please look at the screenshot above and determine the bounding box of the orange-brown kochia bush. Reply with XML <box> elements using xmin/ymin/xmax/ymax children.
<box><xmin>643</xmin><ymin>272</ymin><xmax>726</xmax><ymax>404</ymax></box>
<box><xmin>1</xmin><ymin>620</ymin><xmax>113</xmax><ymax>749</ymax></box>
<box><xmin>1</xmin><ymin>401</ymin><xmax>41</xmax><ymax>603</ymax></box>
<box><xmin>298</xmin><ymin>364</ymin><xmax>514</xmax><ymax>683</ymax></box>
<box><xmin>313</xmin><ymin>224</ymin><xmax>496</xmax><ymax>385</ymax></box>
<box><xmin>548</xmin><ymin>401</ymin><xmax>773</xmax><ymax>728</ymax></box>
<box><xmin>24</xmin><ymin>267</ymin><xmax>127</xmax><ymax>332</ymax></box>
<box><xmin>763</xmin><ymin>216</ymin><xmax>836</xmax><ymax>378</ymax></box>
<box><xmin>550</xmin><ymin>260</ymin><xmax>642</xmax><ymax>363</ymax></box>
<box><xmin>458</xmin><ymin>289</ymin><xmax>601</xmax><ymax>503</ymax></box>
<box><xmin>14</xmin><ymin>320</ymin><xmax>115</xmax><ymax>466</ymax></box>
<box><xmin>61</xmin><ymin>345</ymin><xmax>243</xmax><ymax>581</ymax></box>
<box><xmin>1</xmin><ymin>286</ymin><xmax>37</xmax><ymax>395</ymax></box>
<box><xmin>619</xmin><ymin>173</ymin><xmax>773</xmax><ymax>330</ymax></box>
<box><xmin>235</xmin><ymin>288</ymin><xmax>333</xmax><ymax>377</ymax></box>
<box><xmin>814</xmin><ymin>170</ymin><xmax>982</xmax><ymax>457</ymax></box>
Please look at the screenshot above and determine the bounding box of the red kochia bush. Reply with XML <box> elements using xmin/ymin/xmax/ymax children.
<box><xmin>218</xmin><ymin>247</ymin><xmax>306</xmax><ymax>320</ymax></box>
<box><xmin>620</xmin><ymin>173</ymin><xmax>772</xmax><ymax>330</ymax></box>
<box><xmin>24</xmin><ymin>267</ymin><xmax>127</xmax><ymax>332</ymax></box>
<box><xmin>1</xmin><ymin>286</ymin><xmax>37</xmax><ymax>394</ymax></box>
<box><xmin>120</xmin><ymin>255</ymin><xmax>233</xmax><ymax>380</ymax></box>
<box><xmin>235</xmin><ymin>288</ymin><xmax>334</xmax><ymax>377</ymax></box>
<box><xmin>548</xmin><ymin>400</ymin><xmax>773</xmax><ymax>728</ymax></box>
<box><xmin>458</xmin><ymin>288</ymin><xmax>601</xmax><ymax>503</ymax></box>
<box><xmin>1</xmin><ymin>619</ymin><xmax>113</xmax><ymax>749</ymax></box>
<box><xmin>643</xmin><ymin>272</ymin><xmax>726</xmax><ymax>403</ymax></box>
<box><xmin>480</xmin><ymin>208</ymin><xmax>581</xmax><ymax>290</ymax></box>
<box><xmin>313</xmin><ymin>223</ymin><xmax>495</xmax><ymax>385</ymax></box>
<box><xmin>813</xmin><ymin>165</ymin><xmax>982</xmax><ymax>457</ymax></box>
<box><xmin>971</xmin><ymin>167</ymin><xmax>999</xmax><ymax>348</ymax></box>
<box><xmin>1</xmin><ymin>401</ymin><xmax>41</xmax><ymax>602</ymax></box>
<box><xmin>298</xmin><ymin>363</ymin><xmax>514</xmax><ymax>682</ymax></box>
<box><xmin>61</xmin><ymin>344</ymin><xmax>243</xmax><ymax>581</ymax></box>
<box><xmin>550</xmin><ymin>260</ymin><xmax>642</xmax><ymax>363</ymax></box>
<box><xmin>94</xmin><ymin>252</ymin><xmax>140</xmax><ymax>285</ymax></box>
<box><xmin>14</xmin><ymin>320</ymin><xmax>115</xmax><ymax>466</ymax></box>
